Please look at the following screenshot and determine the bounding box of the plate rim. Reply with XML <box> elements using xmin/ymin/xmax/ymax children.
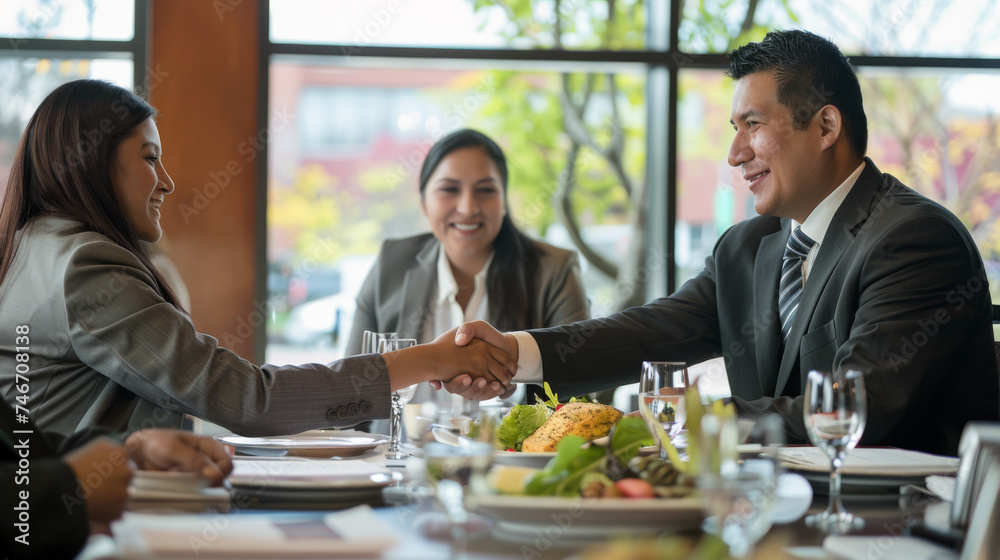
<box><xmin>467</xmin><ymin>493</ymin><xmax>703</xmax><ymax>511</ymax></box>
<box><xmin>216</xmin><ymin>431</ymin><xmax>389</xmax><ymax>450</ymax></box>
<box><xmin>228</xmin><ymin>471</ymin><xmax>400</xmax><ymax>489</ymax></box>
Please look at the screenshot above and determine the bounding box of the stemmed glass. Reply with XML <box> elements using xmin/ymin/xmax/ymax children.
<box><xmin>638</xmin><ymin>361</ymin><xmax>689</xmax><ymax>457</ymax></box>
<box><xmin>803</xmin><ymin>369</ymin><xmax>867</xmax><ymax>533</ymax></box>
<box><xmin>378</xmin><ymin>337</ymin><xmax>418</xmax><ymax>461</ymax></box>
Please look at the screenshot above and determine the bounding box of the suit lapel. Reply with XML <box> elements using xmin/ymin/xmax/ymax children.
<box><xmin>754</xmin><ymin>222</ymin><xmax>790</xmax><ymax>396</ymax></box>
<box><xmin>774</xmin><ymin>158</ymin><xmax>884</xmax><ymax>395</ymax></box>
<box><xmin>397</xmin><ymin>238</ymin><xmax>439</xmax><ymax>340</ymax></box>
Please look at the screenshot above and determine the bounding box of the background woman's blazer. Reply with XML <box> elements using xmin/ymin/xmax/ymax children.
<box><xmin>0</xmin><ymin>216</ymin><xmax>391</xmax><ymax>438</ymax></box>
<box><xmin>347</xmin><ymin>233</ymin><xmax>590</xmax><ymax>355</ymax></box>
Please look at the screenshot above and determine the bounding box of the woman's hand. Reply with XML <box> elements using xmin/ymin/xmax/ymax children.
<box><xmin>124</xmin><ymin>429</ymin><xmax>233</xmax><ymax>487</ymax></box>
<box><xmin>383</xmin><ymin>325</ymin><xmax>516</xmax><ymax>393</ymax></box>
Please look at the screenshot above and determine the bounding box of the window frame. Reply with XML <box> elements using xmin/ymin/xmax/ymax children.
<box><xmin>0</xmin><ymin>0</ymin><xmax>148</xmax><ymax>90</ymax></box>
<box><xmin>256</xmin><ymin>1</ymin><xmax>1000</xmax><ymax>364</ymax></box>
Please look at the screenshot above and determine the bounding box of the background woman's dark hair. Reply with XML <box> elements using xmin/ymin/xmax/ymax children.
<box><xmin>419</xmin><ymin>128</ymin><xmax>541</xmax><ymax>331</ymax></box>
<box><xmin>0</xmin><ymin>79</ymin><xmax>182</xmax><ymax>309</ymax></box>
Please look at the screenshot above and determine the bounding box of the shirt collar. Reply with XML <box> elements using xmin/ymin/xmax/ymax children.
<box><xmin>795</xmin><ymin>161</ymin><xmax>866</xmax><ymax>245</ymax></box>
<box><xmin>435</xmin><ymin>246</ymin><xmax>494</xmax><ymax>303</ymax></box>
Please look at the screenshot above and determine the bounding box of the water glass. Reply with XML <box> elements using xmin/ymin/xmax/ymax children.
<box><xmin>424</xmin><ymin>441</ymin><xmax>493</xmax><ymax>560</ymax></box>
<box><xmin>362</xmin><ymin>330</ymin><xmax>397</xmax><ymax>354</ymax></box>
<box><xmin>699</xmin><ymin>415</ymin><xmax>783</xmax><ymax>558</ymax></box>
<box><xmin>379</xmin><ymin>337</ymin><xmax>417</xmax><ymax>460</ymax></box>
<box><xmin>638</xmin><ymin>361</ymin><xmax>689</xmax><ymax>456</ymax></box>
<box><xmin>803</xmin><ymin>369</ymin><xmax>867</xmax><ymax>533</ymax></box>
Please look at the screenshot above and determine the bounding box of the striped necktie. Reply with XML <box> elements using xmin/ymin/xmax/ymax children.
<box><xmin>779</xmin><ymin>226</ymin><xmax>816</xmax><ymax>342</ymax></box>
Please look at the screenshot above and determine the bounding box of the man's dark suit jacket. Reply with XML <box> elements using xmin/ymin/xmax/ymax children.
<box><xmin>1</xmin><ymin>396</ymin><xmax>113</xmax><ymax>558</ymax></box>
<box><xmin>530</xmin><ymin>159</ymin><xmax>999</xmax><ymax>456</ymax></box>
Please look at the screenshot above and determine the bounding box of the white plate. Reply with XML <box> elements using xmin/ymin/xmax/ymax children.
<box><xmin>493</xmin><ymin>450</ymin><xmax>556</xmax><ymax>469</ymax></box>
<box><xmin>467</xmin><ymin>495</ymin><xmax>705</xmax><ymax>541</ymax></box>
<box><xmin>217</xmin><ymin>430</ymin><xmax>388</xmax><ymax>458</ymax></box>
<box><xmin>229</xmin><ymin>471</ymin><xmax>399</xmax><ymax>490</ymax></box>
<box><xmin>130</xmin><ymin>471</ymin><xmax>208</xmax><ymax>493</ymax></box>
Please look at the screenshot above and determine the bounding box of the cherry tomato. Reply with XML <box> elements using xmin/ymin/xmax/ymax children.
<box><xmin>614</xmin><ymin>478</ymin><xmax>656</xmax><ymax>498</ymax></box>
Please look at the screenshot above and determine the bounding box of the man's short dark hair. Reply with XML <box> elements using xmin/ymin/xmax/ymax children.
<box><xmin>727</xmin><ymin>29</ymin><xmax>868</xmax><ymax>158</ymax></box>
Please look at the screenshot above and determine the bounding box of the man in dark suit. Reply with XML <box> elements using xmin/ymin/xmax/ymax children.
<box><xmin>443</xmin><ymin>30</ymin><xmax>998</xmax><ymax>456</ymax></box>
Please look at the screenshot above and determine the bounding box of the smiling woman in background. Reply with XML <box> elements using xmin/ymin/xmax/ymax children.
<box><xmin>0</xmin><ymin>80</ymin><xmax>513</xmax><ymax>439</ymax></box>
<box><xmin>347</xmin><ymin>129</ymin><xmax>590</xmax><ymax>404</ymax></box>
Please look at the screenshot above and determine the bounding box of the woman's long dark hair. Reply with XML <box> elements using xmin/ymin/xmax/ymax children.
<box><xmin>0</xmin><ymin>79</ymin><xmax>182</xmax><ymax>309</ymax></box>
<box><xmin>419</xmin><ymin>129</ymin><xmax>541</xmax><ymax>332</ymax></box>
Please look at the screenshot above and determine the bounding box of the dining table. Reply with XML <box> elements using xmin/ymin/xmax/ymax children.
<box><xmin>75</xmin><ymin>434</ymin><xmax>967</xmax><ymax>560</ymax></box>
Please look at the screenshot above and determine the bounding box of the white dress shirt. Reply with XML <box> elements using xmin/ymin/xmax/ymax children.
<box><xmin>796</xmin><ymin>161</ymin><xmax>866</xmax><ymax>281</ymax></box>
<box><xmin>419</xmin><ymin>247</ymin><xmax>493</xmax><ymax>344</ymax></box>
<box><xmin>414</xmin><ymin>248</ymin><xmax>493</xmax><ymax>408</ymax></box>
<box><xmin>511</xmin><ymin>161</ymin><xmax>868</xmax><ymax>384</ymax></box>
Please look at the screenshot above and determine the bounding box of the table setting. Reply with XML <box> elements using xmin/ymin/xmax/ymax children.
<box><xmin>90</xmin><ymin>357</ymin><xmax>992</xmax><ymax>560</ymax></box>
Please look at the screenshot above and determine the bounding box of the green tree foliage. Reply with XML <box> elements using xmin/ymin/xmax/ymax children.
<box><xmin>464</xmin><ymin>0</ymin><xmax>781</xmax><ymax>310</ymax></box>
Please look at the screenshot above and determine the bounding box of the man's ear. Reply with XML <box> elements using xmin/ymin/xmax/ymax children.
<box><xmin>817</xmin><ymin>104</ymin><xmax>842</xmax><ymax>151</ymax></box>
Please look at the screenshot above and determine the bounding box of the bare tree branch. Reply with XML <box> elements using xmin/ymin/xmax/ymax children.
<box><xmin>603</xmin><ymin>73</ymin><xmax>633</xmax><ymax>198</ymax></box>
<box><xmin>554</xmin><ymin>143</ymin><xmax>618</xmax><ymax>277</ymax></box>
<box><xmin>739</xmin><ymin>0</ymin><xmax>759</xmax><ymax>38</ymax></box>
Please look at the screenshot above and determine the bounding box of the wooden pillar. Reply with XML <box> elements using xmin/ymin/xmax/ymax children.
<box><xmin>149</xmin><ymin>0</ymin><xmax>260</xmax><ymax>361</ymax></box>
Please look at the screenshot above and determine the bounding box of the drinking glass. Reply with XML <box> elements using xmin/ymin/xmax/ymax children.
<box><xmin>424</xmin><ymin>441</ymin><xmax>493</xmax><ymax>560</ymax></box>
<box><xmin>638</xmin><ymin>361</ymin><xmax>689</xmax><ymax>456</ymax></box>
<box><xmin>361</xmin><ymin>330</ymin><xmax>397</xmax><ymax>354</ymax></box>
<box><xmin>379</xmin><ymin>337</ymin><xmax>417</xmax><ymax>460</ymax></box>
<box><xmin>699</xmin><ymin>415</ymin><xmax>784</xmax><ymax>558</ymax></box>
<box><xmin>803</xmin><ymin>369</ymin><xmax>867</xmax><ymax>533</ymax></box>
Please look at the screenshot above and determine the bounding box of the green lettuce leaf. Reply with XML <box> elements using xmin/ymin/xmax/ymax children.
<box><xmin>524</xmin><ymin>435</ymin><xmax>605</xmax><ymax>496</ymax></box>
<box><xmin>523</xmin><ymin>417</ymin><xmax>655</xmax><ymax>497</ymax></box>
<box><xmin>495</xmin><ymin>402</ymin><xmax>551</xmax><ymax>451</ymax></box>
<box><xmin>609</xmin><ymin>416</ymin><xmax>655</xmax><ymax>464</ymax></box>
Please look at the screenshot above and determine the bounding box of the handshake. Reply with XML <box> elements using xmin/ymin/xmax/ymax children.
<box><xmin>379</xmin><ymin>321</ymin><xmax>520</xmax><ymax>401</ymax></box>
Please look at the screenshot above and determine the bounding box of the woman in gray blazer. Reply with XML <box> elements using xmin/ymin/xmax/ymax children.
<box><xmin>0</xmin><ymin>80</ymin><xmax>513</xmax><ymax>439</ymax></box>
<box><xmin>347</xmin><ymin>129</ymin><xmax>590</xmax><ymax>405</ymax></box>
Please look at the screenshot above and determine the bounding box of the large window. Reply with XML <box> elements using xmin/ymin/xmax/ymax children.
<box><xmin>263</xmin><ymin>1</ymin><xmax>1000</xmax><ymax>394</ymax></box>
<box><xmin>264</xmin><ymin>2</ymin><xmax>652</xmax><ymax>366</ymax></box>
<box><xmin>0</xmin><ymin>0</ymin><xmax>143</xmax><ymax>197</ymax></box>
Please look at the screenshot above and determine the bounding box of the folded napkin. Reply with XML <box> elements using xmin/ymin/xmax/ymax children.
<box><xmin>128</xmin><ymin>486</ymin><xmax>231</xmax><ymax>502</ymax></box>
<box><xmin>113</xmin><ymin>505</ymin><xmax>396</xmax><ymax>558</ymax></box>
<box><xmin>778</xmin><ymin>447</ymin><xmax>959</xmax><ymax>476</ymax></box>
<box><xmin>925</xmin><ymin>475</ymin><xmax>956</xmax><ymax>501</ymax></box>
<box><xmin>128</xmin><ymin>470</ymin><xmax>231</xmax><ymax>502</ymax></box>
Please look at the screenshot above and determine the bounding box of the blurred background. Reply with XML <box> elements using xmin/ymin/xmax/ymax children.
<box><xmin>2</xmin><ymin>0</ymin><xmax>999</xmax><ymax>399</ymax></box>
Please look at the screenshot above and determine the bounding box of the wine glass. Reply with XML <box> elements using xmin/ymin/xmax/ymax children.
<box><xmin>638</xmin><ymin>361</ymin><xmax>689</xmax><ymax>456</ymax></box>
<box><xmin>379</xmin><ymin>337</ymin><xmax>417</xmax><ymax>461</ymax></box>
<box><xmin>803</xmin><ymin>369</ymin><xmax>867</xmax><ymax>533</ymax></box>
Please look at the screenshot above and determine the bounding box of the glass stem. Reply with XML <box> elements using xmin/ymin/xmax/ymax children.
<box><xmin>828</xmin><ymin>452</ymin><xmax>845</xmax><ymax>518</ymax></box>
<box><xmin>388</xmin><ymin>393</ymin><xmax>402</xmax><ymax>455</ymax></box>
<box><xmin>449</xmin><ymin>518</ymin><xmax>467</xmax><ymax>560</ymax></box>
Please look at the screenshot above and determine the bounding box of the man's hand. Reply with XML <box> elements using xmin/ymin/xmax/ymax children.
<box><xmin>125</xmin><ymin>430</ymin><xmax>234</xmax><ymax>487</ymax></box>
<box><xmin>384</xmin><ymin>325</ymin><xmax>517</xmax><ymax>393</ymax></box>
<box><xmin>64</xmin><ymin>438</ymin><xmax>133</xmax><ymax>524</ymax></box>
<box><xmin>454</xmin><ymin>321</ymin><xmax>519</xmax><ymax>363</ymax></box>
<box><xmin>428</xmin><ymin>321</ymin><xmax>521</xmax><ymax>400</ymax></box>
<box><xmin>433</xmin><ymin>376</ymin><xmax>518</xmax><ymax>400</ymax></box>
